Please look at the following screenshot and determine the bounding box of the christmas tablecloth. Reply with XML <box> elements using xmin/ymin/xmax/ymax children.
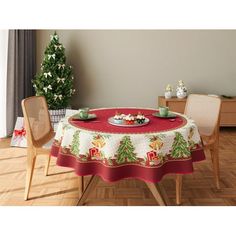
<box><xmin>51</xmin><ymin>108</ymin><xmax>205</xmax><ymax>183</ymax></box>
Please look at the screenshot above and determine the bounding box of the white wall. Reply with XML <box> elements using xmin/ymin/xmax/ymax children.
<box><xmin>37</xmin><ymin>30</ymin><xmax>236</xmax><ymax>109</ymax></box>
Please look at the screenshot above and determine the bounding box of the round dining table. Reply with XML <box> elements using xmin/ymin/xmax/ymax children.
<box><xmin>50</xmin><ymin>107</ymin><xmax>205</xmax><ymax>205</ymax></box>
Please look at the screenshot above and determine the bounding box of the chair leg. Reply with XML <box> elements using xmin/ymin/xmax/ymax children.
<box><xmin>44</xmin><ymin>154</ymin><xmax>51</xmax><ymax>176</ymax></box>
<box><xmin>24</xmin><ymin>153</ymin><xmax>36</xmax><ymax>201</ymax></box>
<box><xmin>176</xmin><ymin>174</ymin><xmax>182</xmax><ymax>205</ymax></box>
<box><xmin>210</xmin><ymin>147</ymin><xmax>220</xmax><ymax>189</ymax></box>
<box><xmin>78</xmin><ymin>176</ymin><xmax>84</xmax><ymax>198</ymax></box>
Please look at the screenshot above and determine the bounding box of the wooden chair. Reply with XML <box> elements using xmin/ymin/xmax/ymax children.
<box><xmin>22</xmin><ymin>96</ymin><xmax>84</xmax><ymax>200</ymax></box>
<box><xmin>176</xmin><ymin>94</ymin><xmax>222</xmax><ymax>205</ymax></box>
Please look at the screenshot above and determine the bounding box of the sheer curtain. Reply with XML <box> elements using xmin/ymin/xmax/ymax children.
<box><xmin>0</xmin><ymin>30</ymin><xmax>8</xmax><ymax>138</ymax></box>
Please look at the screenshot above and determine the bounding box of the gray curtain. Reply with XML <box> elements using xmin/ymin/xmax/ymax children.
<box><xmin>6</xmin><ymin>30</ymin><xmax>36</xmax><ymax>136</ymax></box>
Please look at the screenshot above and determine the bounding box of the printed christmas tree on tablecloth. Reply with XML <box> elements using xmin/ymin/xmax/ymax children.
<box><xmin>32</xmin><ymin>32</ymin><xmax>75</xmax><ymax>109</ymax></box>
<box><xmin>71</xmin><ymin>130</ymin><xmax>80</xmax><ymax>157</ymax></box>
<box><xmin>171</xmin><ymin>132</ymin><xmax>191</xmax><ymax>158</ymax></box>
<box><xmin>116</xmin><ymin>136</ymin><xmax>137</xmax><ymax>164</ymax></box>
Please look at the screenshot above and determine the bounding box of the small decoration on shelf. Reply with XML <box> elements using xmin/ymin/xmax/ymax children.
<box><xmin>176</xmin><ymin>80</ymin><xmax>187</xmax><ymax>99</ymax></box>
<box><xmin>164</xmin><ymin>84</ymin><xmax>173</xmax><ymax>99</ymax></box>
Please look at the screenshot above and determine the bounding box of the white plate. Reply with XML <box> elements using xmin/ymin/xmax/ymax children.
<box><xmin>108</xmin><ymin>117</ymin><xmax>149</xmax><ymax>127</ymax></box>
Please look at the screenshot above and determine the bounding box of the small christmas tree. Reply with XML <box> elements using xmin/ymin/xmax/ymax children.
<box><xmin>116</xmin><ymin>136</ymin><xmax>137</xmax><ymax>164</ymax></box>
<box><xmin>33</xmin><ymin>32</ymin><xmax>75</xmax><ymax>109</ymax></box>
<box><xmin>171</xmin><ymin>132</ymin><xmax>191</xmax><ymax>158</ymax></box>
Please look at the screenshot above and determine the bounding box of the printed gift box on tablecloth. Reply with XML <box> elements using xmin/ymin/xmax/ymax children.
<box><xmin>10</xmin><ymin>117</ymin><xmax>27</xmax><ymax>147</ymax></box>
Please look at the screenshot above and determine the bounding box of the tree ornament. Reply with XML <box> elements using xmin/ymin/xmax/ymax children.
<box><xmin>43</xmin><ymin>85</ymin><xmax>52</xmax><ymax>93</ymax></box>
<box><xmin>70</xmin><ymin>89</ymin><xmax>76</xmax><ymax>95</ymax></box>
<box><xmin>48</xmin><ymin>54</ymin><xmax>56</xmax><ymax>60</ymax></box>
<box><xmin>54</xmin><ymin>44</ymin><xmax>62</xmax><ymax>50</ymax></box>
<box><xmin>44</xmin><ymin>72</ymin><xmax>52</xmax><ymax>78</ymax></box>
<box><xmin>57</xmin><ymin>77</ymin><xmax>65</xmax><ymax>83</ymax></box>
<box><xmin>50</xmin><ymin>34</ymin><xmax>59</xmax><ymax>41</ymax></box>
<box><xmin>58</xmin><ymin>63</ymin><xmax>65</xmax><ymax>69</ymax></box>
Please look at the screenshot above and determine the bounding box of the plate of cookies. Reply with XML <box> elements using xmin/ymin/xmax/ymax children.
<box><xmin>108</xmin><ymin>112</ymin><xmax>149</xmax><ymax>127</ymax></box>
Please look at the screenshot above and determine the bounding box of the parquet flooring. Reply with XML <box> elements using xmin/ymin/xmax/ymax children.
<box><xmin>0</xmin><ymin>128</ymin><xmax>236</xmax><ymax>206</ymax></box>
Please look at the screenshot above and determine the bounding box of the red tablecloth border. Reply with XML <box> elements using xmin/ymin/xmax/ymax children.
<box><xmin>51</xmin><ymin>144</ymin><xmax>205</xmax><ymax>183</ymax></box>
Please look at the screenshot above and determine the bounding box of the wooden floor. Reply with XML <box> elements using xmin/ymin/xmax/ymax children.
<box><xmin>0</xmin><ymin>128</ymin><xmax>236</xmax><ymax>206</ymax></box>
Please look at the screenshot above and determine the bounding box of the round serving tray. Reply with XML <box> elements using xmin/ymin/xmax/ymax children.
<box><xmin>108</xmin><ymin>117</ymin><xmax>150</xmax><ymax>127</ymax></box>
